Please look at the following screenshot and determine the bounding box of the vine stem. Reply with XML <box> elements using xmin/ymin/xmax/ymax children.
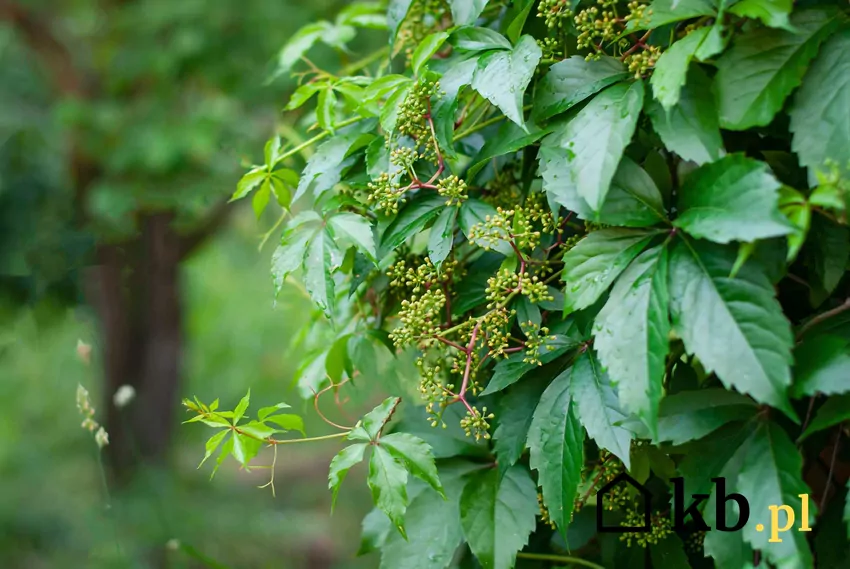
<box><xmin>516</xmin><ymin>552</ymin><xmax>606</xmax><ymax>569</ymax></box>
<box><xmin>339</xmin><ymin>46</ymin><xmax>390</xmax><ymax>76</ymax></box>
<box><xmin>796</xmin><ymin>297</ymin><xmax>850</xmax><ymax>341</ymax></box>
<box><xmin>273</xmin><ymin>115</ymin><xmax>365</xmax><ymax>166</ymax></box>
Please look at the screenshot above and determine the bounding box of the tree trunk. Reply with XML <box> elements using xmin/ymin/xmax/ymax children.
<box><xmin>89</xmin><ymin>212</ymin><xmax>184</xmax><ymax>487</ymax></box>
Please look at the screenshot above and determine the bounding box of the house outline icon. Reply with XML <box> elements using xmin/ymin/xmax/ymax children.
<box><xmin>596</xmin><ymin>472</ymin><xmax>652</xmax><ymax>533</ymax></box>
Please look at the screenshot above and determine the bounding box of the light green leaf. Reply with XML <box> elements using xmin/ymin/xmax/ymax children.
<box><xmin>231</xmin><ymin>433</ymin><xmax>262</xmax><ymax>466</ymax></box>
<box><xmin>790</xmin><ymin>29</ymin><xmax>850</xmax><ymax>180</ymax></box>
<box><xmin>460</xmin><ymin>465</ymin><xmax>538</xmax><ymax>569</ymax></box>
<box><xmin>593</xmin><ymin>244</ymin><xmax>670</xmax><ymax>439</ymax></box>
<box><xmin>540</xmin><ymin>81</ymin><xmax>644</xmax><ymax>212</ymax></box>
<box><xmin>736</xmin><ymin>422</ymin><xmax>815</xmax><ymax>567</ymax></box>
<box><xmin>257</xmin><ymin>403</ymin><xmax>291</xmax><ymax>421</ymax></box>
<box><xmin>715</xmin><ymin>8</ymin><xmax>839</xmax><ymax>130</ymax></box>
<box><xmin>210</xmin><ymin>435</ymin><xmax>233</xmax><ymax>479</ymax></box>
<box><xmin>570</xmin><ymin>350</ymin><xmax>633</xmax><ymax>469</ymax></box>
<box><xmin>368</xmin><ymin>445</ymin><xmax>409</xmax><ymax>537</ymax></box>
<box><xmin>233</xmin><ymin>389</ymin><xmax>250</xmax><ymax>424</ymax></box>
<box><xmin>450</xmin><ymin>26</ymin><xmax>512</xmax><ymax>51</ymax></box>
<box><xmin>303</xmin><ymin>228</ymin><xmax>338</xmax><ymax>319</ymax></box>
<box><xmin>471</xmin><ymin>35</ymin><xmax>541</xmax><ymax>129</ymax></box>
<box><xmin>428</xmin><ymin>206</ymin><xmax>458</xmax><ymax>268</ymax></box>
<box><xmin>650</xmin><ymin>26</ymin><xmax>712</xmax><ymax>110</ymax></box>
<box><xmin>674</xmin><ymin>154</ymin><xmax>793</xmax><ymax>244</ymax></box>
<box><xmin>329</xmin><ymin>443</ymin><xmax>367</xmax><ymax>510</ymax></box>
<box><xmin>252</xmin><ymin>180</ymin><xmax>271</xmax><ymax>219</ymax></box>
<box><xmin>800</xmin><ymin>394</ymin><xmax>850</xmax><ymax>441</ymax></box>
<box><xmin>449</xmin><ymin>0</ymin><xmax>489</xmax><ymax>26</ymax></box>
<box><xmin>778</xmin><ymin>186</ymin><xmax>811</xmax><ymax>262</ymax></box>
<box><xmin>239</xmin><ymin>421</ymin><xmax>277</xmax><ymax>440</ymax></box>
<box><xmin>358</xmin><ymin>508</ymin><xmax>391</xmax><ymax>555</ymax></box>
<box><xmin>379</xmin><ymin>433</ymin><xmax>445</xmax><ymax>498</ymax></box>
<box><xmin>560</xmin><ymin>228</ymin><xmax>658</xmax><ymax>313</ymax></box>
<box><xmin>381</xmin><ymin>82</ymin><xmax>415</xmax><ymax>135</ymax></box>
<box><xmin>264</xmin><ymin>414</ymin><xmax>305</xmax><ymax>435</ymax></box>
<box><xmin>271</xmin><ymin>228</ymin><xmax>313</xmax><ymax>297</ymax></box>
<box><xmin>668</xmin><ymin>239</ymin><xmax>796</xmax><ymax>418</ymax></box>
<box><xmin>729</xmin><ymin>0</ymin><xmax>794</xmax><ymax>30</ymax></box>
<box><xmin>647</xmin><ymin>66</ymin><xmax>725</xmax><ymax>165</ymax></box>
<box><xmin>628</xmin><ymin>0</ymin><xmax>717</xmax><ymax>30</ymax></box>
<box><xmin>432</xmin><ymin>54</ymin><xmax>479</xmax><ymax>158</ymax></box>
<box><xmin>527</xmin><ymin>367</ymin><xmax>583</xmax><ymax>538</ymax></box>
<box><xmin>412</xmin><ymin>31</ymin><xmax>450</xmax><ymax>75</ymax></box>
<box><xmin>317</xmin><ymin>85</ymin><xmax>337</xmax><ymax>133</ymax></box>
<box><xmin>232</xmin><ymin>167</ymin><xmax>267</xmax><ymax>201</ymax></box>
<box><xmin>329</xmin><ymin>212</ymin><xmax>377</xmax><ymax>263</ymax></box>
<box><xmin>285</xmin><ymin>82</ymin><xmax>324</xmax><ymax>110</ymax></box>
<box><xmin>533</xmin><ymin>56</ymin><xmax>629</xmax><ymax>122</ymax></box>
<box><xmin>275</xmin><ymin>22</ymin><xmax>331</xmax><ymax>75</ymax></box>
<box><xmin>655</xmin><ymin>389</ymin><xmax>758</xmax><ymax>445</ymax></box>
<box><xmin>380</xmin><ymin>194</ymin><xmax>446</xmax><ymax>253</ymax></box>
<box><xmin>792</xmin><ymin>334</ymin><xmax>850</xmax><ymax>397</ymax></box>
<box><xmin>388</xmin><ymin>0</ymin><xmax>415</xmax><ymax>44</ymax></box>
<box><xmin>198</xmin><ymin>430</ymin><xmax>229</xmax><ymax>468</ymax></box>
<box><xmin>294</xmin><ymin>127</ymin><xmax>373</xmax><ymax>201</ymax></box>
<box><xmin>349</xmin><ymin>396</ymin><xmax>401</xmax><ymax>442</ymax></box>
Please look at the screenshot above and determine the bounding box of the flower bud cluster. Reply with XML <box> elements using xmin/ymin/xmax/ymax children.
<box><xmin>390</xmin><ymin>288</ymin><xmax>446</xmax><ymax>348</ymax></box>
<box><xmin>624</xmin><ymin>45</ymin><xmax>662</xmax><ymax>79</ymax></box>
<box><xmin>536</xmin><ymin>0</ymin><xmax>573</xmax><ymax>29</ymax></box>
<box><xmin>367</xmin><ymin>172</ymin><xmax>405</xmax><ymax>215</ymax></box>
<box><xmin>390</xmin><ymin>146</ymin><xmax>419</xmax><ymax>172</ymax></box>
<box><xmin>467</xmin><ymin>210</ymin><xmax>512</xmax><ymax>251</ymax></box>
<box><xmin>575</xmin><ymin>1</ymin><xmax>619</xmax><ymax>51</ymax></box>
<box><xmin>620</xmin><ymin>510</ymin><xmax>673</xmax><ymax>547</ymax></box>
<box><xmin>686</xmin><ymin>531</ymin><xmax>706</xmax><ymax>553</ymax></box>
<box><xmin>482</xmin><ymin>307</ymin><xmax>512</xmax><ymax>358</ymax></box>
<box><xmin>398</xmin><ymin>79</ymin><xmax>441</xmax><ymax>143</ymax></box>
<box><xmin>460</xmin><ymin>406</ymin><xmax>494</xmax><ymax>441</ymax></box>
<box><xmin>436</xmin><ymin>175</ymin><xmax>468</xmax><ymax>206</ymax></box>
<box><xmin>520</xmin><ymin>322</ymin><xmax>556</xmax><ymax>366</ymax></box>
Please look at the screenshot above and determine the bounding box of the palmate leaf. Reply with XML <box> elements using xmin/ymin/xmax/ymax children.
<box><xmin>627</xmin><ymin>0</ymin><xmax>718</xmax><ymax>31</ymax></box>
<box><xmin>540</xmin><ymin>81</ymin><xmax>644</xmax><ymax>212</ymax></box>
<box><xmin>526</xmin><ymin>367</ymin><xmax>583</xmax><ymax>538</ymax></box>
<box><xmin>593</xmin><ymin>244</ymin><xmax>670</xmax><ymax>438</ymax></box>
<box><xmin>570</xmin><ymin>350</ymin><xmax>634</xmax><ymax>468</ymax></box>
<box><xmin>714</xmin><ymin>8</ymin><xmax>839</xmax><ymax>130</ymax></box>
<box><xmin>293</xmin><ymin>124</ymin><xmax>374</xmax><ymax>202</ymax></box>
<box><xmin>431</xmin><ymin>54</ymin><xmax>479</xmax><ymax>159</ymax></box>
<box><xmin>349</xmin><ymin>396</ymin><xmax>401</xmax><ymax>441</ymax></box>
<box><xmin>379</xmin><ymin>433</ymin><xmax>445</xmax><ymax>498</ymax></box>
<box><xmin>459</xmin><ymin>464</ymin><xmax>538</xmax><ymax>569</ymax></box>
<box><xmin>329</xmin><ymin>443</ymin><xmax>367</xmax><ymax>510</ymax></box>
<box><xmin>533</xmin><ymin>56</ymin><xmax>629</xmax><ymax>122</ymax></box>
<box><xmin>649</xmin><ymin>26</ymin><xmax>712</xmax><ymax>111</ymax></box>
<box><xmin>560</xmin><ymin>228</ymin><xmax>659</xmax><ymax>313</ymax></box>
<box><xmin>328</xmin><ymin>212</ymin><xmax>377</xmax><ymax>263</ymax></box>
<box><xmin>303</xmin><ymin>228</ymin><xmax>339</xmax><ymax>319</ymax></box>
<box><xmin>668</xmin><ymin>238</ymin><xmax>796</xmax><ymax>418</ymax></box>
<box><xmin>471</xmin><ymin>35</ymin><xmax>541</xmax><ymax>129</ymax></box>
<box><xmin>654</xmin><ymin>389</ymin><xmax>758</xmax><ymax>445</ymax></box>
<box><xmin>368</xmin><ymin>445</ymin><xmax>410</xmax><ymax>537</ymax></box>
<box><xmin>790</xmin><ymin>29</ymin><xmax>850</xmax><ymax>179</ymax></box>
<box><xmin>493</xmin><ymin>375</ymin><xmax>548</xmax><ymax>474</ymax></box>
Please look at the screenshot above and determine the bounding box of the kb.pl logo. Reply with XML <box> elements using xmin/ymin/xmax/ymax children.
<box><xmin>597</xmin><ymin>473</ymin><xmax>812</xmax><ymax>543</ymax></box>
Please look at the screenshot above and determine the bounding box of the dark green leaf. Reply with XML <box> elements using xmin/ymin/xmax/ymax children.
<box><xmin>467</xmin><ymin>121</ymin><xmax>550</xmax><ymax>179</ymax></box>
<box><xmin>593</xmin><ymin>244</ymin><xmax>670</xmax><ymax>438</ymax></box>
<box><xmin>432</xmin><ymin>55</ymin><xmax>479</xmax><ymax>158</ymax></box>
<box><xmin>460</xmin><ymin>465</ymin><xmax>538</xmax><ymax>569</ymax></box>
<box><xmin>800</xmin><ymin>394</ymin><xmax>850</xmax><ymax>440</ymax></box>
<box><xmin>628</xmin><ymin>0</ymin><xmax>717</xmax><ymax>30</ymax></box>
<box><xmin>533</xmin><ymin>56</ymin><xmax>629</xmax><ymax>122</ymax></box>
<box><xmin>807</xmin><ymin>217</ymin><xmax>850</xmax><ymax>302</ymax></box>
<box><xmin>560</xmin><ymin>228</ymin><xmax>658</xmax><ymax>313</ymax></box>
<box><xmin>493</xmin><ymin>375</ymin><xmax>548</xmax><ymax>473</ymax></box>
<box><xmin>655</xmin><ymin>389</ymin><xmax>758</xmax><ymax>445</ymax></box>
<box><xmin>379</xmin><ymin>432</ymin><xmax>445</xmax><ymax>498</ymax></box>
<box><xmin>649</xmin><ymin>534</ymin><xmax>692</xmax><ymax>568</ymax></box>
<box><xmin>540</xmin><ymin>81</ymin><xmax>644</xmax><ymax>212</ymax></box>
<box><xmin>368</xmin><ymin>445</ymin><xmax>409</xmax><ymax>537</ymax></box>
<box><xmin>303</xmin><ymin>228</ymin><xmax>338</xmax><ymax>319</ymax></box>
<box><xmin>668</xmin><ymin>239</ymin><xmax>796</xmax><ymax>418</ymax></box>
<box><xmin>792</xmin><ymin>334</ymin><xmax>850</xmax><ymax>397</ymax></box>
<box><xmin>570</xmin><ymin>350</ymin><xmax>633</xmax><ymax>468</ymax></box>
<box><xmin>715</xmin><ymin>8</ymin><xmax>839</xmax><ymax>130</ymax></box>
<box><xmin>329</xmin><ymin>443</ymin><xmax>367</xmax><ymax>509</ymax></box>
<box><xmin>527</xmin><ymin>367</ymin><xmax>583</xmax><ymax>537</ymax></box>
<box><xmin>674</xmin><ymin>154</ymin><xmax>792</xmax><ymax>244</ymax></box>
<box><xmin>381</xmin><ymin>194</ymin><xmax>446</xmax><ymax>253</ymax></box>
<box><xmin>480</xmin><ymin>334</ymin><xmax>577</xmax><ymax>395</ymax></box>
<box><xmin>471</xmin><ymin>35</ymin><xmax>541</xmax><ymax>129</ymax></box>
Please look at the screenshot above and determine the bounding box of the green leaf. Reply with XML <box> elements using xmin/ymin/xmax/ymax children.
<box><xmin>328</xmin><ymin>212</ymin><xmax>377</xmax><ymax>263</ymax></box>
<box><xmin>450</xmin><ymin>27</ymin><xmax>512</xmax><ymax>52</ymax></box>
<box><xmin>432</xmin><ymin>54</ymin><xmax>479</xmax><ymax>158</ymax></box>
<box><xmin>540</xmin><ymin>81</ymin><xmax>644</xmax><ymax>212</ymax></box>
<box><xmin>466</xmin><ymin>121</ymin><xmax>550</xmax><ymax>179</ymax></box>
<box><xmin>381</xmin><ymin>83</ymin><xmax>415</xmax><ymax>136</ymax></box>
<box><xmin>649</xmin><ymin>535</ymin><xmax>692</xmax><ymax>569</ymax></box>
<box><xmin>349</xmin><ymin>396</ymin><xmax>401</xmax><ymax>441</ymax></box>
<box><xmin>233</xmin><ymin>389</ymin><xmax>250</xmax><ymax>424</ymax></box>
<box><xmin>778</xmin><ymin>186</ymin><xmax>811</xmax><ymax>262</ymax></box>
<box><xmin>303</xmin><ymin>228</ymin><xmax>338</xmax><ymax>319</ymax></box>
<box><xmin>650</xmin><ymin>26</ymin><xmax>712</xmax><ymax>110</ymax></box>
<box><xmin>736</xmin><ymin>421</ymin><xmax>815</xmax><ymax>568</ymax></box>
<box><xmin>570</xmin><ymin>350</ymin><xmax>633</xmax><ymax>469</ymax></box>
<box><xmin>668</xmin><ymin>238</ymin><xmax>796</xmax><ymax>418</ymax></box>
<box><xmin>807</xmin><ymin>217</ymin><xmax>850</xmax><ymax>302</ymax></box>
<box><xmin>239</xmin><ymin>421</ymin><xmax>277</xmax><ymax>440</ymax></box>
<box><xmin>231</xmin><ymin>433</ymin><xmax>262</xmax><ymax>466</ymax></box>
<box><xmin>560</xmin><ymin>228</ymin><xmax>658</xmax><ymax>313</ymax></box>
<box><xmin>368</xmin><ymin>445</ymin><xmax>409</xmax><ymax>537</ymax></box>
<box><xmin>593</xmin><ymin>244</ymin><xmax>670</xmax><ymax>438</ymax></box>
<box><xmin>264</xmin><ymin>414</ymin><xmax>305</xmax><ymax>435</ymax></box>
<box><xmin>493</xmin><ymin>375</ymin><xmax>548</xmax><ymax>473</ymax></box>
<box><xmin>380</xmin><ymin>194</ymin><xmax>446</xmax><ymax>255</ymax></box>
<box><xmin>252</xmin><ymin>180</ymin><xmax>271</xmax><ymax>219</ymax></box>
<box><xmin>449</xmin><ymin>0</ymin><xmax>489</xmax><ymax>26</ymax></box>
<box><xmin>198</xmin><ymin>430</ymin><xmax>229</xmax><ymax>468</ymax></box>
<box><xmin>317</xmin><ymin>85</ymin><xmax>337</xmax><ymax>134</ymax></box>
<box><xmin>729</xmin><ymin>0</ymin><xmax>794</xmax><ymax>30</ymax></box>
<box><xmin>714</xmin><ymin>8</ymin><xmax>839</xmax><ymax>130</ymax></box>
<box><xmin>427</xmin><ymin>206</ymin><xmax>458</xmax><ymax>268</ymax></box>
<box><xmin>285</xmin><ymin>82</ymin><xmax>324</xmax><ymax>110</ymax></box>
<box><xmin>460</xmin><ymin>465</ymin><xmax>538</xmax><ymax>569</ymax></box>
<box><xmin>471</xmin><ymin>35</ymin><xmax>541</xmax><ymax>129</ymax></box>
<box><xmin>655</xmin><ymin>389</ymin><xmax>758</xmax><ymax>445</ymax></box>
<box><xmin>388</xmin><ymin>0</ymin><xmax>415</xmax><ymax>44</ymax></box>
<box><xmin>628</xmin><ymin>0</ymin><xmax>717</xmax><ymax>30</ymax></box>
<box><xmin>542</xmin><ymin>152</ymin><xmax>667</xmax><ymax>227</ymax></box>
<box><xmin>294</xmin><ymin>126</ymin><xmax>373</xmax><ymax>201</ymax></box>
<box><xmin>411</xmin><ymin>31</ymin><xmax>449</xmax><ymax>75</ymax></box>
<box><xmin>275</xmin><ymin>22</ymin><xmax>331</xmax><ymax>75</ymax></box>
<box><xmin>800</xmin><ymin>394</ymin><xmax>850</xmax><ymax>440</ymax></box>
<box><xmin>210</xmin><ymin>435</ymin><xmax>233</xmax><ymax>479</ymax></box>
<box><xmin>358</xmin><ymin>508</ymin><xmax>391</xmax><ymax>555</ymax></box>
<box><xmin>674</xmin><ymin>154</ymin><xmax>793</xmax><ymax>244</ymax></box>
<box><xmin>790</xmin><ymin>29</ymin><xmax>850</xmax><ymax>180</ymax></box>
<box><xmin>480</xmin><ymin>335</ymin><xmax>577</xmax><ymax>395</ymax></box>
<box><xmin>792</xmin><ymin>334</ymin><xmax>850</xmax><ymax>397</ymax></box>
<box><xmin>379</xmin><ymin>433</ymin><xmax>445</xmax><ymax>498</ymax></box>
<box><xmin>533</xmin><ymin>56</ymin><xmax>630</xmax><ymax>122</ymax></box>
<box><xmin>271</xmin><ymin>228</ymin><xmax>313</xmax><ymax>297</ymax></box>
<box><xmin>527</xmin><ymin>367</ymin><xmax>583</xmax><ymax>538</ymax></box>
<box><xmin>647</xmin><ymin>66</ymin><xmax>724</xmax><ymax>165</ymax></box>
<box><xmin>329</xmin><ymin>443</ymin><xmax>367</xmax><ymax>510</ymax></box>
<box><xmin>232</xmin><ymin>167</ymin><xmax>266</xmax><ymax>201</ymax></box>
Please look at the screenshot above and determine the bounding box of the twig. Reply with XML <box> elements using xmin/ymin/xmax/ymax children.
<box><xmin>820</xmin><ymin>426</ymin><xmax>843</xmax><ymax>512</ymax></box>
<box><xmin>312</xmin><ymin>377</ymin><xmax>354</xmax><ymax>431</ymax></box>
<box><xmin>796</xmin><ymin>297</ymin><xmax>850</xmax><ymax>340</ymax></box>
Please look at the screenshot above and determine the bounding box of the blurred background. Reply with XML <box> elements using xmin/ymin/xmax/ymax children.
<box><xmin>0</xmin><ymin>1</ymin><xmax>392</xmax><ymax>567</ymax></box>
